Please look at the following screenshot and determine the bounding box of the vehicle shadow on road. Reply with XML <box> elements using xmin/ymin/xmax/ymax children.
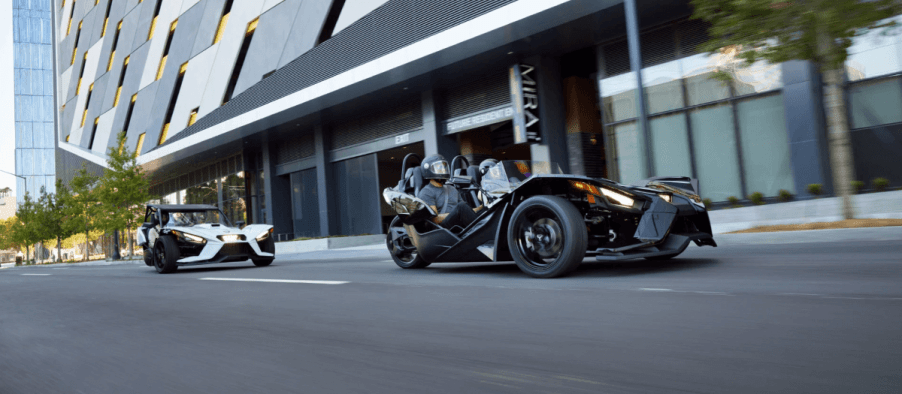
<box><xmin>154</xmin><ymin>264</ymin><xmax>264</xmax><ymax>275</ymax></box>
<box><xmin>433</xmin><ymin>258</ymin><xmax>720</xmax><ymax>278</ymax></box>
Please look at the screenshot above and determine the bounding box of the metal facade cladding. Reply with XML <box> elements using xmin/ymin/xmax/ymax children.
<box><xmin>157</xmin><ymin>0</ymin><xmax>519</xmax><ymax>149</ymax></box>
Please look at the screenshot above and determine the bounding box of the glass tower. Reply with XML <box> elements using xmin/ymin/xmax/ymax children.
<box><xmin>13</xmin><ymin>0</ymin><xmax>55</xmax><ymax>204</ymax></box>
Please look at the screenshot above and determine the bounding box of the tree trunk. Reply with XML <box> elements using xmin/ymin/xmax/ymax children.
<box><xmin>112</xmin><ymin>230</ymin><xmax>121</xmax><ymax>260</ymax></box>
<box><xmin>84</xmin><ymin>221</ymin><xmax>89</xmax><ymax>262</ymax></box>
<box><xmin>818</xmin><ymin>31</ymin><xmax>856</xmax><ymax>220</ymax></box>
<box><xmin>128</xmin><ymin>230</ymin><xmax>135</xmax><ymax>259</ymax></box>
<box><xmin>57</xmin><ymin>236</ymin><xmax>62</xmax><ymax>263</ymax></box>
<box><xmin>26</xmin><ymin>245</ymin><xmax>30</xmax><ymax>265</ymax></box>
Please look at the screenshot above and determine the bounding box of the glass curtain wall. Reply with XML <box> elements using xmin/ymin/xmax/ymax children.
<box><xmin>599</xmin><ymin>20</ymin><xmax>793</xmax><ymax>202</ymax></box>
<box><xmin>846</xmin><ymin>15</ymin><xmax>902</xmax><ymax>129</ymax></box>
<box><xmin>13</xmin><ymin>0</ymin><xmax>55</xmax><ymax>203</ymax></box>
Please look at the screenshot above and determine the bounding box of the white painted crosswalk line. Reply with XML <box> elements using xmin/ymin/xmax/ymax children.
<box><xmin>199</xmin><ymin>278</ymin><xmax>349</xmax><ymax>285</ymax></box>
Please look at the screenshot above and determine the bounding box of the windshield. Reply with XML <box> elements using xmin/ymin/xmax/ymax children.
<box><xmin>481</xmin><ymin>161</ymin><xmax>562</xmax><ymax>194</ymax></box>
<box><xmin>163</xmin><ymin>210</ymin><xmax>231</xmax><ymax>227</ymax></box>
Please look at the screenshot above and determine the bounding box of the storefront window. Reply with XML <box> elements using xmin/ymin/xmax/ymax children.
<box><xmin>846</xmin><ymin>16</ymin><xmax>902</xmax><ymax>82</ymax></box>
<box><xmin>643</xmin><ymin>62</ymin><xmax>684</xmax><ymax>114</ymax></box>
<box><xmin>612</xmin><ymin>122</ymin><xmax>646</xmax><ymax>184</ymax></box>
<box><xmin>849</xmin><ymin>77</ymin><xmax>902</xmax><ymax>129</ymax></box>
<box><xmin>681</xmin><ymin>54</ymin><xmax>731</xmax><ymax>106</ymax></box>
<box><xmin>650</xmin><ymin>113</ymin><xmax>692</xmax><ymax>178</ymax></box>
<box><xmin>737</xmin><ymin>94</ymin><xmax>795</xmax><ymax>196</ymax></box>
<box><xmin>601</xmin><ymin>73</ymin><xmax>638</xmax><ymax>122</ymax></box>
<box><xmin>689</xmin><ymin>103</ymin><xmax>742</xmax><ymax>201</ymax></box>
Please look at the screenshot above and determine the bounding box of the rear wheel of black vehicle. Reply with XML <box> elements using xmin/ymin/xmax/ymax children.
<box><xmin>387</xmin><ymin>216</ymin><xmax>430</xmax><ymax>269</ymax></box>
<box><xmin>153</xmin><ymin>236</ymin><xmax>179</xmax><ymax>274</ymax></box>
<box><xmin>508</xmin><ymin>196</ymin><xmax>587</xmax><ymax>278</ymax></box>
<box><xmin>645</xmin><ymin>252</ymin><xmax>682</xmax><ymax>261</ymax></box>
<box><xmin>143</xmin><ymin>247</ymin><xmax>154</xmax><ymax>266</ymax></box>
<box><xmin>253</xmin><ymin>237</ymin><xmax>275</xmax><ymax>267</ymax></box>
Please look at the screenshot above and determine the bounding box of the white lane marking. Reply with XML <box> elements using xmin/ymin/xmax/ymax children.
<box><xmin>21</xmin><ymin>274</ymin><xmax>51</xmax><ymax>276</ymax></box>
<box><xmin>199</xmin><ymin>278</ymin><xmax>349</xmax><ymax>285</ymax></box>
<box><xmin>52</xmin><ymin>268</ymin><xmax>70</xmax><ymax>270</ymax></box>
<box><xmin>638</xmin><ymin>288</ymin><xmax>673</xmax><ymax>292</ymax></box>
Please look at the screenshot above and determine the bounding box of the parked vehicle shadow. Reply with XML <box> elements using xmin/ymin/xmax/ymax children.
<box><xmin>432</xmin><ymin>257</ymin><xmax>720</xmax><ymax>278</ymax></box>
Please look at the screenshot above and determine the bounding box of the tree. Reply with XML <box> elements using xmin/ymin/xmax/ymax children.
<box><xmin>11</xmin><ymin>193</ymin><xmax>41</xmax><ymax>264</ymax></box>
<box><xmin>691</xmin><ymin>0</ymin><xmax>902</xmax><ymax>219</ymax></box>
<box><xmin>37</xmin><ymin>183</ymin><xmax>74</xmax><ymax>262</ymax></box>
<box><xmin>97</xmin><ymin>132</ymin><xmax>153</xmax><ymax>259</ymax></box>
<box><xmin>0</xmin><ymin>217</ymin><xmax>21</xmax><ymax>253</ymax></box>
<box><xmin>60</xmin><ymin>166</ymin><xmax>101</xmax><ymax>261</ymax></box>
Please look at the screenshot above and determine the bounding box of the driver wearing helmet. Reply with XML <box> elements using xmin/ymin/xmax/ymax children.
<box><xmin>417</xmin><ymin>154</ymin><xmax>482</xmax><ymax>229</ymax></box>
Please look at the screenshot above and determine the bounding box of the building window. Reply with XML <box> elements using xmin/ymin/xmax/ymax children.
<box><xmin>114</xmin><ymin>56</ymin><xmax>129</xmax><ymax>107</ymax></box>
<box><xmin>66</xmin><ymin>0</ymin><xmax>77</xmax><ymax>35</ymax></box>
<box><xmin>107</xmin><ymin>20</ymin><xmax>123</xmax><ymax>71</ymax></box>
<box><xmin>156</xmin><ymin>20</ymin><xmax>178</xmax><ymax>81</ymax></box>
<box><xmin>101</xmin><ymin>0</ymin><xmax>112</xmax><ymax>36</ymax></box>
<box><xmin>213</xmin><ymin>0</ymin><xmax>233</xmax><ymax>44</ymax></box>
<box><xmin>148</xmin><ymin>0</ymin><xmax>162</xmax><ymax>40</ymax></box>
<box><xmin>76</xmin><ymin>50</ymin><xmax>88</xmax><ymax>94</ymax></box>
<box><xmin>689</xmin><ymin>103</ymin><xmax>743</xmax><ymax>201</ymax></box>
<box><xmin>123</xmin><ymin>94</ymin><xmax>137</xmax><ymax>132</ymax></box>
<box><xmin>160</xmin><ymin>62</ymin><xmax>188</xmax><ymax>145</ymax></box>
<box><xmin>187</xmin><ymin>107</ymin><xmax>199</xmax><ymax>127</ymax></box>
<box><xmin>88</xmin><ymin>117</ymin><xmax>99</xmax><ymax>150</ymax></box>
<box><xmin>71</xmin><ymin>21</ymin><xmax>83</xmax><ymax>64</ymax></box>
<box><xmin>323</xmin><ymin>0</ymin><xmax>390</xmax><ymax>40</ymax></box>
<box><xmin>736</xmin><ymin>94</ymin><xmax>794</xmax><ymax>197</ymax></box>
<box><xmin>222</xmin><ymin>18</ymin><xmax>258</xmax><ymax>104</ymax></box>
<box><xmin>135</xmin><ymin>132</ymin><xmax>146</xmax><ymax>157</ymax></box>
<box><xmin>849</xmin><ymin>77</ymin><xmax>902</xmax><ymax>129</ymax></box>
<box><xmin>81</xmin><ymin>83</ymin><xmax>94</xmax><ymax>127</ymax></box>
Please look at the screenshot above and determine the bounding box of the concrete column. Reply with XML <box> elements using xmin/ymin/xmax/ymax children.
<box><xmin>525</xmin><ymin>56</ymin><xmax>570</xmax><ymax>173</ymax></box>
<box><xmin>261</xmin><ymin>133</ymin><xmax>293</xmax><ymax>236</ymax></box>
<box><xmin>421</xmin><ymin>90</ymin><xmax>458</xmax><ymax>159</ymax></box>
<box><xmin>624</xmin><ymin>0</ymin><xmax>652</xmax><ymax>177</ymax></box>
<box><xmin>261</xmin><ymin>135</ymin><xmax>275</xmax><ymax>225</ymax></box>
<box><xmin>781</xmin><ymin>61</ymin><xmax>833</xmax><ymax>198</ymax></box>
<box><xmin>314</xmin><ymin>124</ymin><xmax>334</xmax><ymax>236</ymax></box>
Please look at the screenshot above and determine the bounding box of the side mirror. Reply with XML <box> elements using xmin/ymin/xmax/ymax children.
<box><xmin>236</xmin><ymin>221</ymin><xmax>246</xmax><ymax>229</ymax></box>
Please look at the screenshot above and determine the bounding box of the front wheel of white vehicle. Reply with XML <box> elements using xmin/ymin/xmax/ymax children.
<box><xmin>154</xmin><ymin>236</ymin><xmax>180</xmax><ymax>274</ymax></box>
<box><xmin>253</xmin><ymin>237</ymin><xmax>275</xmax><ymax>267</ymax></box>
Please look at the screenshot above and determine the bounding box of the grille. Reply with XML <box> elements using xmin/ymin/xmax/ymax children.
<box><xmin>440</xmin><ymin>71</ymin><xmax>511</xmax><ymax>119</ymax></box>
<box><xmin>158</xmin><ymin>0</ymin><xmax>518</xmax><ymax>149</ymax></box>
<box><xmin>641</xmin><ymin>25</ymin><xmax>676</xmax><ymax>68</ymax></box>
<box><xmin>330</xmin><ymin>99</ymin><xmax>422</xmax><ymax>150</ymax></box>
<box><xmin>603</xmin><ymin>40</ymin><xmax>631</xmax><ymax>77</ymax></box>
<box><xmin>275</xmin><ymin>133</ymin><xmax>315</xmax><ymax>165</ymax></box>
<box><xmin>219</xmin><ymin>243</ymin><xmax>250</xmax><ymax>256</ymax></box>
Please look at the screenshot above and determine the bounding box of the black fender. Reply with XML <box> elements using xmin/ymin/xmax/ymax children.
<box><xmin>492</xmin><ymin>203</ymin><xmax>514</xmax><ymax>262</ymax></box>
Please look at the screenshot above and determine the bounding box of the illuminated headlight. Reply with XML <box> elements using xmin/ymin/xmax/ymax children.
<box><xmin>173</xmin><ymin>230</ymin><xmax>206</xmax><ymax>244</ymax></box>
<box><xmin>658</xmin><ymin>194</ymin><xmax>672</xmax><ymax>203</ymax></box>
<box><xmin>601</xmin><ymin>188</ymin><xmax>635</xmax><ymax>207</ymax></box>
<box><xmin>256</xmin><ymin>228</ymin><xmax>273</xmax><ymax>241</ymax></box>
<box><xmin>220</xmin><ymin>234</ymin><xmax>241</xmax><ymax>243</ymax></box>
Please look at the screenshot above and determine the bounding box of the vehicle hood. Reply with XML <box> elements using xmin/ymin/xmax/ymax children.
<box><xmin>165</xmin><ymin>223</ymin><xmax>273</xmax><ymax>240</ymax></box>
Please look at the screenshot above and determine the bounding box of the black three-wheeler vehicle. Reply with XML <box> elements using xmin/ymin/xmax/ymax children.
<box><xmin>383</xmin><ymin>154</ymin><xmax>716</xmax><ymax>278</ymax></box>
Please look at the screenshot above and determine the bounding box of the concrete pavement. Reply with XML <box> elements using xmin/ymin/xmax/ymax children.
<box><xmin>1</xmin><ymin>228</ymin><xmax>900</xmax><ymax>393</ymax></box>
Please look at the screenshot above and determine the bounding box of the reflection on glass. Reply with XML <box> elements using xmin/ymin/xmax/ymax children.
<box><xmin>612</xmin><ymin>121</ymin><xmax>646</xmax><ymax>184</ymax></box>
<box><xmin>601</xmin><ymin>73</ymin><xmax>638</xmax><ymax>122</ymax></box>
<box><xmin>689</xmin><ymin>104</ymin><xmax>742</xmax><ymax>201</ymax></box>
<box><xmin>849</xmin><ymin>77</ymin><xmax>902</xmax><ymax>128</ymax></box>
<box><xmin>737</xmin><ymin>95</ymin><xmax>795</xmax><ymax>196</ymax></box>
<box><xmin>681</xmin><ymin>54</ymin><xmax>731</xmax><ymax>105</ymax></box>
<box><xmin>650</xmin><ymin>113</ymin><xmax>692</xmax><ymax>177</ymax></box>
<box><xmin>846</xmin><ymin>16</ymin><xmax>902</xmax><ymax>81</ymax></box>
<box><xmin>643</xmin><ymin>62</ymin><xmax>684</xmax><ymax>114</ymax></box>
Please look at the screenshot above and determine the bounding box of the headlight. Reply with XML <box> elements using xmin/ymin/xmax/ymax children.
<box><xmin>172</xmin><ymin>230</ymin><xmax>206</xmax><ymax>244</ymax></box>
<box><xmin>658</xmin><ymin>194</ymin><xmax>672</xmax><ymax>203</ymax></box>
<box><xmin>220</xmin><ymin>234</ymin><xmax>242</xmax><ymax>243</ymax></box>
<box><xmin>256</xmin><ymin>228</ymin><xmax>273</xmax><ymax>241</ymax></box>
<box><xmin>601</xmin><ymin>188</ymin><xmax>635</xmax><ymax>207</ymax></box>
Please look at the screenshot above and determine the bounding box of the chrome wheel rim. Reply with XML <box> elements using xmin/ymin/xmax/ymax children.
<box><xmin>514</xmin><ymin>206</ymin><xmax>564</xmax><ymax>269</ymax></box>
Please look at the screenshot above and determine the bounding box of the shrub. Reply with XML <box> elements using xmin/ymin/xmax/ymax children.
<box><xmin>806</xmin><ymin>184</ymin><xmax>823</xmax><ymax>197</ymax></box>
<box><xmin>872</xmin><ymin>177</ymin><xmax>890</xmax><ymax>192</ymax></box>
<box><xmin>748</xmin><ymin>192</ymin><xmax>765</xmax><ymax>205</ymax></box>
<box><xmin>778</xmin><ymin>189</ymin><xmax>794</xmax><ymax>202</ymax></box>
<box><xmin>727</xmin><ymin>196</ymin><xmax>740</xmax><ymax>208</ymax></box>
<box><xmin>851</xmin><ymin>180</ymin><xmax>865</xmax><ymax>194</ymax></box>
<box><xmin>702</xmin><ymin>198</ymin><xmax>712</xmax><ymax>209</ymax></box>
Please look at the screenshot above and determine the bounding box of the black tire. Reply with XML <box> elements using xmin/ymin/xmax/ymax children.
<box><xmin>253</xmin><ymin>237</ymin><xmax>275</xmax><ymax>267</ymax></box>
<box><xmin>143</xmin><ymin>247</ymin><xmax>154</xmax><ymax>266</ymax></box>
<box><xmin>387</xmin><ymin>216</ymin><xmax>430</xmax><ymax>269</ymax></box>
<box><xmin>153</xmin><ymin>236</ymin><xmax>180</xmax><ymax>274</ymax></box>
<box><xmin>507</xmin><ymin>195</ymin><xmax>587</xmax><ymax>278</ymax></box>
<box><xmin>645</xmin><ymin>252</ymin><xmax>682</xmax><ymax>261</ymax></box>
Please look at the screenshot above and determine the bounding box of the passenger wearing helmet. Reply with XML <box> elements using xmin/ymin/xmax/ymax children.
<box><xmin>416</xmin><ymin>154</ymin><xmax>481</xmax><ymax>229</ymax></box>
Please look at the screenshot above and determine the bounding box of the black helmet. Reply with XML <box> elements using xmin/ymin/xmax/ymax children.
<box><xmin>421</xmin><ymin>154</ymin><xmax>450</xmax><ymax>180</ymax></box>
<box><xmin>479</xmin><ymin>159</ymin><xmax>499</xmax><ymax>175</ymax></box>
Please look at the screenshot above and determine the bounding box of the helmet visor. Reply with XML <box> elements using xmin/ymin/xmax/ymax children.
<box><xmin>430</xmin><ymin>161</ymin><xmax>450</xmax><ymax>176</ymax></box>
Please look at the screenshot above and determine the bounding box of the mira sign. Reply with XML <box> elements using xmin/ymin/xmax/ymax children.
<box><xmin>509</xmin><ymin>64</ymin><xmax>541</xmax><ymax>144</ymax></box>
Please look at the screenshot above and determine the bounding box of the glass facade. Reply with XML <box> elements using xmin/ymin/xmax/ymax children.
<box><xmin>600</xmin><ymin>22</ymin><xmax>793</xmax><ymax>202</ymax></box>
<box><xmin>846</xmin><ymin>16</ymin><xmax>902</xmax><ymax>130</ymax></box>
<box><xmin>13</xmin><ymin>0</ymin><xmax>55</xmax><ymax>203</ymax></box>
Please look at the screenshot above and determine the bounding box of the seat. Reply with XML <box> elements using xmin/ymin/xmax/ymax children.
<box><xmin>398</xmin><ymin>167</ymin><xmax>425</xmax><ymax>197</ymax></box>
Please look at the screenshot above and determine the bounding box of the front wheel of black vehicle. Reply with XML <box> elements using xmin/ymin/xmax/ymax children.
<box><xmin>508</xmin><ymin>196</ymin><xmax>587</xmax><ymax>278</ymax></box>
<box><xmin>153</xmin><ymin>236</ymin><xmax>180</xmax><ymax>274</ymax></box>
<box><xmin>387</xmin><ymin>217</ymin><xmax>430</xmax><ymax>269</ymax></box>
<box><xmin>253</xmin><ymin>237</ymin><xmax>275</xmax><ymax>267</ymax></box>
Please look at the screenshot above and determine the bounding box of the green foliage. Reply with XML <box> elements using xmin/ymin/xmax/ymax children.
<box><xmin>10</xmin><ymin>193</ymin><xmax>42</xmax><ymax>261</ymax></box>
<box><xmin>59</xmin><ymin>165</ymin><xmax>101</xmax><ymax>260</ymax></box>
<box><xmin>97</xmin><ymin>132</ymin><xmax>154</xmax><ymax>256</ymax></box>
<box><xmin>748</xmin><ymin>192</ymin><xmax>765</xmax><ymax>205</ymax></box>
<box><xmin>0</xmin><ymin>217</ymin><xmax>20</xmax><ymax>251</ymax></box>
<box><xmin>691</xmin><ymin>0</ymin><xmax>901</xmax><ymax>71</ymax></box>
<box><xmin>727</xmin><ymin>196</ymin><xmax>740</xmax><ymax>208</ymax></box>
<box><xmin>851</xmin><ymin>180</ymin><xmax>865</xmax><ymax>194</ymax></box>
<box><xmin>702</xmin><ymin>198</ymin><xmax>713</xmax><ymax>209</ymax></box>
<box><xmin>778</xmin><ymin>189</ymin><xmax>794</xmax><ymax>202</ymax></box>
<box><xmin>807</xmin><ymin>184</ymin><xmax>824</xmax><ymax>196</ymax></box>
<box><xmin>872</xmin><ymin>177</ymin><xmax>890</xmax><ymax>191</ymax></box>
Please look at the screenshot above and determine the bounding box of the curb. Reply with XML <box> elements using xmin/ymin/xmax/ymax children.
<box><xmin>276</xmin><ymin>235</ymin><xmax>384</xmax><ymax>254</ymax></box>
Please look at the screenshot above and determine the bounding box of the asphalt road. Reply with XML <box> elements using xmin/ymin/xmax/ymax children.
<box><xmin>1</xmin><ymin>229</ymin><xmax>901</xmax><ymax>393</ymax></box>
